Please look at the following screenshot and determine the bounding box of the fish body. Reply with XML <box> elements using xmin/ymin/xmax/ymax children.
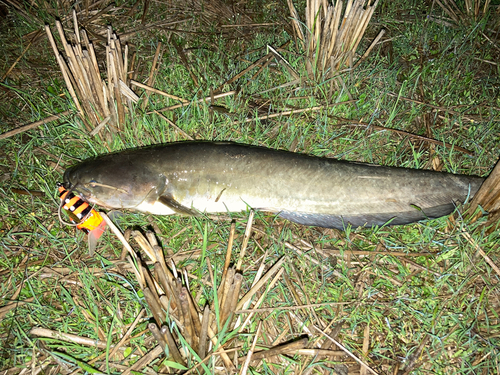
<box><xmin>63</xmin><ymin>142</ymin><xmax>484</xmax><ymax>229</ymax></box>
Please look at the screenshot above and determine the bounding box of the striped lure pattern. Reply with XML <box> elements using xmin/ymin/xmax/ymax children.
<box><xmin>57</xmin><ymin>182</ymin><xmax>105</xmax><ymax>235</ymax></box>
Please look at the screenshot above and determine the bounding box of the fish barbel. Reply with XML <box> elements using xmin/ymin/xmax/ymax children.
<box><xmin>63</xmin><ymin>142</ymin><xmax>484</xmax><ymax>229</ymax></box>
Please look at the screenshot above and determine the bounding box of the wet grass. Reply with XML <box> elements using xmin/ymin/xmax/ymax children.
<box><xmin>1</xmin><ymin>0</ymin><xmax>500</xmax><ymax>373</ymax></box>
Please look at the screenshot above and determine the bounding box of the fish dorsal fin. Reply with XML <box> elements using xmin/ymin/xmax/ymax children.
<box><xmin>158</xmin><ymin>194</ymin><xmax>199</xmax><ymax>216</ymax></box>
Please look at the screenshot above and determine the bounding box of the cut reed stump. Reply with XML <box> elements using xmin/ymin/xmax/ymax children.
<box><xmin>102</xmin><ymin>212</ymin><xmax>312</xmax><ymax>372</ymax></box>
<box><xmin>287</xmin><ymin>0</ymin><xmax>383</xmax><ymax>80</ymax></box>
<box><xmin>467</xmin><ymin>157</ymin><xmax>500</xmax><ymax>231</ymax></box>
<box><xmin>97</xmin><ymin>211</ymin><xmax>383</xmax><ymax>373</ymax></box>
<box><xmin>45</xmin><ymin>9</ymin><xmax>138</xmax><ymax>138</ymax></box>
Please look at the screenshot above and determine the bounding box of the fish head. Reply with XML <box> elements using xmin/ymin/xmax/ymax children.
<box><xmin>63</xmin><ymin>157</ymin><xmax>166</xmax><ymax>211</ymax></box>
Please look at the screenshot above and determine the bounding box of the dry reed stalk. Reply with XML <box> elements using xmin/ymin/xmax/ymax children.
<box><xmin>153</xmin><ymin>110</ymin><xmax>194</xmax><ymax>140</ymax></box>
<box><xmin>143</xmin><ymin>287</ymin><xmax>166</xmax><ymax>326</ymax></box>
<box><xmin>154</xmin><ymin>263</ymin><xmax>179</xmax><ymax>310</ymax></box>
<box><xmin>236</xmin><ymin>256</ymin><xmax>286</xmax><ymax>310</ymax></box>
<box><xmin>186</xmin><ymin>291</ymin><xmax>202</xmax><ymax>336</ymax></box>
<box><xmin>436</xmin><ymin>0</ymin><xmax>491</xmax><ymax>23</ymax></box>
<box><xmin>179</xmin><ymin>287</ymin><xmax>197</xmax><ymax>350</ymax></box>
<box><xmin>220</xmin><ymin>221</ymin><xmax>236</xmax><ymax>284</ymax></box>
<box><xmin>45</xmin><ymin>9</ymin><xmax>138</xmax><ymax>138</ymax></box>
<box><xmin>239</xmin><ymin>321</ymin><xmax>262</xmax><ymax>375</ymax></box>
<box><xmin>160</xmin><ymin>325</ymin><xmax>186</xmax><ymax>366</ymax></box>
<box><xmin>104</xmin><ymin>213</ymin><xmax>260</xmax><ymax>371</ymax></box>
<box><xmin>171</xmin><ymin>39</ymin><xmax>199</xmax><ymax>87</ymax></box>
<box><xmin>141</xmin><ymin>42</ymin><xmax>162</xmax><ymax>110</ymax></box>
<box><xmin>219</xmin><ymin>269</ymin><xmax>237</xmax><ymax>327</ymax></box>
<box><xmin>237</xmin><ymin>268</ymin><xmax>285</xmax><ymax>333</ymax></box>
<box><xmin>468</xmin><ymin>159</ymin><xmax>500</xmax><ymax>218</ymax></box>
<box><xmin>155</xmin><ymin>90</ymin><xmax>237</xmax><ymax>113</ymax></box>
<box><xmin>225</xmin><ymin>273</ymin><xmax>243</xmax><ymax>329</ymax></box>
<box><xmin>132</xmin><ymin>231</ymin><xmax>156</xmax><ymax>261</ymax></box>
<box><xmin>216</xmin><ymin>43</ymin><xmax>280</xmax><ymax>91</ymax></box>
<box><xmin>219</xmin><ymin>267</ymin><xmax>235</xmax><ymax>314</ymax></box>
<box><xmin>131</xmin><ymin>80</ymin><xmax>188</xmax><ymax>102</ymax></box>
<box><xmin>121</xmin><ymin>345</ymin><xmax>164</xmax><ymax>375</ymax></box>
<box><xmin>198</xmin><ymin>305</ymin><xmax>211</xmax><ymax>358</ymax></box>
<box><xmin>29</xmin><ymin>327</ymin><xmax>123</xmax><ymax>350</ymax></box>
<box><xmin>148</xmin><ymin>322</ymin><xmax>167</xmax><ymax>350</ymax></box>
<box><xmin>236</xmin><ymin>210</ymin><xmax>255</xmax><ymax>270</ymax></box>
<box><xmin>207</xmin><ymin>325</ymin><xmax>237</xmax><ymax>371</ymax></box>
<box><xmin>0</xmin><ymin>110</ymin><xmax>72</xmax><ymax>140</ymax></box>
<box><xmin>232</xmin><ymin>248</ymin><xmax>270</xmax><ymax>330</ymax></box>
<box><xmin>287</xmin><ymin>0</ymin><xmax>380</xmax><ymax>80</ymax></box>
<box><xmin>143</xmin><ymin>264</ymin><xmax>163</xmax><ymax>298</ymax></box>
<box><xmin>360</xmin><ymin>322</ymin><xmax>371</xmax><ymax>375</ymax></box>
<box><xmin>239</xmin><ymin>337</ymin><xmax>309</xmax><ymax>362</ymax></box>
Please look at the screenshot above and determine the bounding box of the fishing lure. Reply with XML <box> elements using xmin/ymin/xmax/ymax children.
<box><xmin>57</xmin><ymin>182</ymin><xmax>106</xmax><ymax>253</ymax></box>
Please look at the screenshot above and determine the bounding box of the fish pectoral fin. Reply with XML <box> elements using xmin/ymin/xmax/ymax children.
<box><xmin>158</xmin><ymin>194</ymin><xmax>200</xmax><ymax>216</ymax></box>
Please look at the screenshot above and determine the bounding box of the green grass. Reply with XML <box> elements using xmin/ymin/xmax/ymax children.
<box><xmin>1</xmin><ymin>0</ymin><xmax>500</xmax><ymax>373</ymax></box>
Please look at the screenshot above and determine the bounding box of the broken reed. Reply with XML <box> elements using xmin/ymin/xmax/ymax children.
<box><xmin>130</xmin><ymin>230</ymin><xmax>244</xmax><ymax>366</ymax></box>
<box><xmin>102</xmin><ymin>213</ymin><xmax>329</xmax><ymax>371</ymax></box>
<box><xmin>466</xmin><ymin>158</ymin><xmax>500</xmax><ymax>230</ymax></box>
<box><xmin>45</xmin><ymin>10</ymin><xmax>138</xmax><ymax>136</ymax></box>
<box><xmin>436</xmin><ymin>0</ymin><xmax>492</xmax><ymax>23</ymax></box>
<box><xmin>287</xmin><ymin>0</ymin><xmax>380</xmax><ymax>79</ymax></box>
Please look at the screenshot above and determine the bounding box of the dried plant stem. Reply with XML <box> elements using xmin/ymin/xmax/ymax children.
<box><xmin>236</xmin><ymin>257</ymin><xmax>286</xmax><ymax>310</ymax></box>
<box><xmin>221</xmin><ymin>221</ymin><xmax>236</xmax><ymax>283</ymax></box>
<box><xmin>180</xmin><ymin>287</ymin><xmax>197</xmax><ymax>350</ymax></box>
<box><xmin>198</xmin><ymin>305</ymin><xmax>210</xmax><ymax>358</ymax></box>
<box><xmin>218</xmin><ymin>267</ymin><xmax>235</xmax><ymax>319</ymax></box>
<box><xmin>239</xmin><ymin>321</ymin><xmax>262</xmax><ymax>375</ymax></box>
<box><xmin>214</xmin><ymin>40</ymin><xmax>290</xmax><ymax>92</ymax></box>
<box><xmin>0</xmin><ymin>110</ymin><xmax>72</xmax><ymax>140</ymax></box>
<box><xmin>46</xmin><ymin>10</ymin><xmax>138</xmax><ymax>137</ymax></box>
<box><xmin>314</xmin><ymin>324</ymin><xmax>379</xmax><ymax>375</ymax></box>
<box><xmin>148</xmin><ymin>323</ymin><xmax>168</xmax><ymax>350</ymax></box>
<box><xmin>155</xmin><ymin>90</ymin><xmax>237</xmax><ymax>113</ymax></box>
<box><xmin>30</xmin><ymin>328</ymin><xmax>126</xmax><ymax>350</ymax></box>
<box><xmin>131</xmin><ymin>80</ymin><xmax>188</xmax><ymax>102</ymax></box>
<box><xmin>468</xmin><ymin>158</ymin><xmax>500</xmax><ymax>215</ymax></box>
<box><xmin>132</xmin><ymin>231</ymin><xmax>156</xmax><ymax>261</ymax></box>
<box><xmin>207</xmin><ymin>326</ymin><xmax>236</xmax><ymax>371</ymax></box>
<box><xmin>121</xmin><ymin>345</ymin><xmax>164</xmax><ymax>375</ymax></box>
<box><xmin>237</xmin><ymin>268</ymin><xmax>284</xmax><ymax>333</ymax></box>
<box><xmin>462</xmin><ymin>231</ymin><xmax>500</xmax><ymax>277</ymax></box>
<box><xmin>219</xmin><ymin>272</ymin><xmax>243</xmax><ymax>329</ymax></box>
<box><xmin>2</xmin><ymin>29</ymin><xmax>42</xmax><ymax>81</ymax></box>
<box><xmin>241</xmin><ymin>337</ymin><xmax>308</xmax><ymax>361</ymax></box>
<box><xmin>153</xmin><ymin>111</ymin><xmax>194</xmax><ymax>140</ymax></box>
<box><xmin>160</xmin><ymin>325</ymin><xmax>186</xmax><ymax>366</ymax></box>
<box><xmin>143</xmin><ymin>287</ymin><xmax>166</xmax><ymax>326</ymax></box>
<box><xmin>288</xmin><ymin>0</ymin><xmax>380</xmax><ymax>79</ymax></box>
<box><xmin>141</xmin><ymin>42</ymin><xmax>162</xmax><ymax>110</ymax></box>
<box><xmin>236</xmin><ymin>210</ymin><xmax>255</xmax><ymax>270</ymax></box>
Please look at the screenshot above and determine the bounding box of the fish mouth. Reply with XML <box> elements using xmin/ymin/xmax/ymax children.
<box><xmin>62</xmin><ymin>176</ymin><xmax>94</xmax><ymax>203</ymax></box>
<box><xmin>62</xmin><ymin>166</ymin><xmax>93</xmax><ymax>201</ymax></box>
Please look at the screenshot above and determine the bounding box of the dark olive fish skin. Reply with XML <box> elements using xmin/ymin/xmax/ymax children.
<box><xmin>63</xmin><ymin>142</ymin><xmax>484</xmax><ymax>229</ymax></box>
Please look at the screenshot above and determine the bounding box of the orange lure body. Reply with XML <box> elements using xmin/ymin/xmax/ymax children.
<box><xmin>57</xmin><ymin>183</ymin><xmax>106</xmax><ymax>242</ymax></box>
